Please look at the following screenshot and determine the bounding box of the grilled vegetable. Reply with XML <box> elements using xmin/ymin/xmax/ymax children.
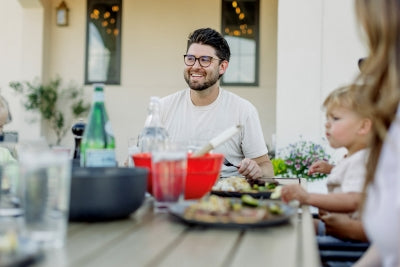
<box><xmin>241</xmin><ymin>194</ymin><xmax>259</xmax><ymax>207</ymax></box>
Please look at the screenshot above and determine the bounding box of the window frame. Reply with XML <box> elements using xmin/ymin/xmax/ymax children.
<box><xmin>221</xmin><ymin>0</ymin><xmax>260</xmax><ymax>87</ymax></box>
<box><xmin>84</xmin><ymin>0</ymin><xmax>122</xmax><ymax>85</ymax></box>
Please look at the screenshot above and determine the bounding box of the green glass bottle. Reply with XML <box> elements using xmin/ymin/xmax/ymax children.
<box><xmin>80</xmin><ymin>83</ymin><xmax>116</xmax><ymax>167</ymax></box>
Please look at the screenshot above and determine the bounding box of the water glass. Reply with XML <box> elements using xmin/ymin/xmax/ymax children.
<box><xmin>19</xmin><ymin>150</ymin><xmax>71</xmax><ymax>249</ymax></box>
<box><xmin>151</xmin><ymin>143</ymin><xmax>187</xmax><ymax>212</ymax></box>
<box><xmin>0</xmin><ymin>162</ymin><xmax>23</xmax><ymax>217</ymax></box>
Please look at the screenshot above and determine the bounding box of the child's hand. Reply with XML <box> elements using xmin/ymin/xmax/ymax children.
<box><xmin>320</xmin><ymin>212</ymin><xmax>352</xmax><ymax>239</ymax></box>
<box><xmin>280</xmin><ymin>184</ymin><xmax>309</xmax><ymax>205</ymax></box>
<box><xmin>307</xmin><ymin>160</ymin><xmax>333</xmax><ymax>175</ymax></box>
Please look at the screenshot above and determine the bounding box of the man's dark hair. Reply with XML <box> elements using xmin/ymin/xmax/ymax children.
<box><xmin>187</xmin><ymin>28</ymin><xmax>231</xmax><ymax>62</ymax></box>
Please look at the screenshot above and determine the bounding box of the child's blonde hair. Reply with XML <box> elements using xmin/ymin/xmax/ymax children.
<box><xmin>323</xmin><ymin>85</ymin><xmax>371</xmax><ymax>118</ymax></box>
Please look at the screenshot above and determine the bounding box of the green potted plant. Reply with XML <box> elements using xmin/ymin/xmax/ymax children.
<box><xmin>272</xmin><ymin>138</ymin><xmax>332</xmax><ymax>180</ymax></box>
<box><xmin>9</xmin><ymin>76</ymin><xmax>90</xmax><ymax>145</ymax></box>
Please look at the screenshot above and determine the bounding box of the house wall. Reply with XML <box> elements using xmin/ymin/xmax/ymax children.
<box><xmin>1</xmin><ymin>0</ymin><xmax>278</xmax><ymax>164</ymax></box>
<box><xmin>276</xmin><ymin>0</ymin><xmax>366</xmax><ymax>160</ymax></box>
<box><xmin>0</xmin><ymin>0</ymin><xmax>44</xmax><ymax>142</ymax></box>
<box><xmin>0</xmin><ymin>0</ymin><xmax>367</xmax><ymax>164</ymax></box>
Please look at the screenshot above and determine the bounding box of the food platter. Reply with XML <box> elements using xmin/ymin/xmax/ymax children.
<box><xmin>211</xmin><ymin>176</ymin><xmax>282</xmax><ymax>199</ymax></box>
<box><xmin>169</xmin><ymin>199</ymin><xmax>295</xmax><ymax>228</ymax></box>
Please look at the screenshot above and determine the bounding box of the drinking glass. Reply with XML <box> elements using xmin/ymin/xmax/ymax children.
<box><xmin>19</xmin><ymin>149</ymin><xmax>71</xmax><ymax>249</ymax></box>
<box><xmin>151</xmin><ymin>142</ymin><xmax>187</xmax><ymax>212</ymax></box>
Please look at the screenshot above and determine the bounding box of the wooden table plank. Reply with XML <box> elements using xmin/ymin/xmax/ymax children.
<box><xmin>73</xmin><ymin>213</ymin><xmax>187</xmax><ymax>267</ymax></box>
<box><xmin>299</xmin><ymin>178</ymin><xmax>321</xmax><ymax>267</ymax></box>
<box><xmin>229</xmin><ymin>219</ymin><xmax>298</xmax><ymax>267</ymax></box>
<box><xmin>158</xmin><ymin>227</ymin><xmax>241</xmax><ymax>267</ymax></box>
<box><xmin>300</xmin><ymin>205</ymin><xmax>320</xmax><ymax>267</ymax></box>
<box><xmin>33</xmin><ymin>180</ymin><xmax>321</xmax><ymax>267</ymax></box>
<box><xmin>36</xmin><ymin>220</ymin><xmax>140</xmax><ymax>267</ymax></box>
<box><xmin>36</xmin><ymin>198</ymin><xmax>155</xmax><ymax>267</ymax></box>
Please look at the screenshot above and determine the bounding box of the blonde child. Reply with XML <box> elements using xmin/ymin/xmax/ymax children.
<box><xmin>281</xmin><ymin>85</ymin><xmax>371</xmax><ymax>240</ymax></box>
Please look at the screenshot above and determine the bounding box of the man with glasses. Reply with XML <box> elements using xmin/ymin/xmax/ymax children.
<box><xmin>160</xmin><ymin>28</ymin><xmax>274</xmax><ymax>179</ymax></box>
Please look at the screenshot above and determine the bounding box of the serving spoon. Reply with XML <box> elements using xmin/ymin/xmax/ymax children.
<box><xmin>192</xmin><ymin>125</ymin><xmax>242</xmax><ymax>157</ymax></box>
<box><xmin>223</xmin><ymin>158</ymin><xmax>239</xmax><ymax>168</ymax></box>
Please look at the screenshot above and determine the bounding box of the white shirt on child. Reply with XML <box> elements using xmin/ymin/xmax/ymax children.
<box><xmin>326</xmin><ymin>149</ymin><xmax>367</xmax><ymax>194</ymax></box>
<box><xmin>363</xmin><ymin>104</ymin><xmax>400</xmax><ymax>267</ymax></box>
<box><xmin>325</xmin><ymin>149</ymin><xmax>367</xmax><ymax>220</ymax></box>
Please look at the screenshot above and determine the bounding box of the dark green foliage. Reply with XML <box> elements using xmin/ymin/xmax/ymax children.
<box><xmin>9</xmin><ymin>76</ymin><xmax>90</xmax><ymax>145</ymax></box>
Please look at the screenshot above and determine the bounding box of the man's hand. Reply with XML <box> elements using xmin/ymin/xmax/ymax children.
<box><xmin>238</xmin><ymin>158</ymin><xmax>263</xmax><ymax>179</ymax></box>
<box><xmin>238</xmin><ymin>154</ymin><xmax>274</xmax><ymax>179</ymax></box>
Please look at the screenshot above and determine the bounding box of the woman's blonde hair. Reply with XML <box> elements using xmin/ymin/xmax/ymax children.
<box><xmin>355</xmin><ymin>0</ymin><xmax>400</xmax><ymax>203</ymax></box>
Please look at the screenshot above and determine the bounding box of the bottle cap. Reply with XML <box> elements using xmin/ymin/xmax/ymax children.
<box><xmin>93</xmin><ymin>83</ymin><xmax>105</xmax><ymax>91</ymax></box>
<box><xmin>150</xmin><ymin>96</ymin><xmax>160</xmax><ymax>102</ymax></box>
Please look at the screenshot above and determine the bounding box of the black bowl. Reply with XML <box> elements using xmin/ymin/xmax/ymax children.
<box><xmin>69</xmin><ymin>166</ymin><xmax>148</xmax><ymax>222</ymax></box>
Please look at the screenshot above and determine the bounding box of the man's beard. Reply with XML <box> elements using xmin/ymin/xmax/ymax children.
<box><xmin>184</xmin><ymin>71</ymin><xmax>220</xmax><ymax>91</ymax></box>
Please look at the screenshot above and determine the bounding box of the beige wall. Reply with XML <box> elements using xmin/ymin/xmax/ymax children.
<box><xmin>1</xmin><ymin>0</ymin><xmax>278</xmax><ymax>164</ymax></box>
<box><xmin>276</xmin><ymin>0</ymin><xmax>365</xmax><ymax>160</ymax></box>
<box><xmin>2</xmin><ymin>0</ymin><xmax>366</xmax><ymax>164</ymax></box>
<box><xmin>0</xmin><ymin>0</ymin><xmax>43</xmax><ymax>141</ymax></box>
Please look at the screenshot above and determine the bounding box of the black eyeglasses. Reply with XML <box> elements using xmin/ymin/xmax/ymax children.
<box><xmin>183</xmin><ymin>55</ymin><xmax>221</xmax><ymax>67</ymax></box>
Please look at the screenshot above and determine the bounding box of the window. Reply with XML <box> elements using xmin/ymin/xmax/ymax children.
<box><xmin>85</xmin><ymin>0</ymin><xmax>122</xmax><ymax>85</ymax></box>
<box><xmin>221</xmin><ymin>0</ymin><xmax>259</xmax><ymax>86</ymax></box>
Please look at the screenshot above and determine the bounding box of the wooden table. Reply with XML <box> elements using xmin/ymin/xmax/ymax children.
<box><xmin>36</xmin><ymin>178</ymin><xmax>320</xmax><ymax>267</ymax></box>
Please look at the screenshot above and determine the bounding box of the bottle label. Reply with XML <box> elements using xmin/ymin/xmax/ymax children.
<box><xmin>105</xmin><ymin>121</ymin><xmax>114</xmax><ymax>136</ymax></box>
<box><xmin>85</xmin><ymin>149</ymin><xmax>116</xmax><ymax>167</ymax></box>
<box><xmin>93</xmin><ymin>91</ymin><xmax>104</xmax><ymax>102</ymax></box>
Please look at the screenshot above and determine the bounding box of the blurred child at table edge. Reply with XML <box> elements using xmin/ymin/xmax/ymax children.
<box><xmin>0</xmin><ymin>94</ymin><xmax>15</xmax><ymax>164</ymax></box>
<box><xmin>280</xmin><ymin>84</ymin><xmax>371</xmax><ymax>242</ymax></box>
<box><xmin>306</xmin><ymin>57</ymin><xmax>369</xmax><ymax>179</ymax></box>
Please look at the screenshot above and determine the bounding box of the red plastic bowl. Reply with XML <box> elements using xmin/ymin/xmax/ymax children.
<box><xmin>185</xmin><ymin>153</ymin><xmax>224</xmax><ymax>200</ymax></box>
<box><xmin>132</xmin><ymin>153</ymin><xmax>152</xmax><ymax>193</ymax></box>
<box><xmin>133</xmin><ymin>152</ymin><xmax>224</xmax><ymax>200</ymax></box>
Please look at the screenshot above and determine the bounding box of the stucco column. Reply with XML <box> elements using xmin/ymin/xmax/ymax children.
<box><xmin>0</xmin><ymin>0</ymin><xmax>44</xmax><ymax>141</ymax></box>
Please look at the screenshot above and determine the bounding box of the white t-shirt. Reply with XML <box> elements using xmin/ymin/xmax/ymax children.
<box><xmin>363</xmin><ymin>104</ymin><xmax>400</xmax><ymax>267</ymax></box>
<box><xmin>159</xmin><ymin>88</ymin><xmax>268</xmax><ymax>177</ymax></box>
<box><xmin>326</xmin><ymin>149</ymin><xmax>367</xmax><ymax>219</ymax></box>
<box><xmin>326</xmin><ymin>149</ymin><xmax>367</xmax><ymax>194</ymax></box>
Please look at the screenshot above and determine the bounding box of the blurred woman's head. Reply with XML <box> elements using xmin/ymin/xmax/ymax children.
<box><xmin>355</xmin><ymin>0</ymin><xmax>400</xmax><ymax>192</ymax></box>
<box><xmin>355</xmin><ymin>0</ymin><xmax>400</xmax><ymax>134</ymax></box>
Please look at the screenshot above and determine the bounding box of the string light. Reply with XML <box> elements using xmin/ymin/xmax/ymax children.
<box><xmin>112</xmin><ymin>5</ymin><xmax>119</xmax><ymax>12</ymax></box>
<box><xmin>227</xmin><ymin>1</ymin><xmax>255</xmax><ymax>37</ymax></box>
<box><xmin>90</xmin><ymin>5</ymin><xmax>120</xmax><ymax>36</ymax></box>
